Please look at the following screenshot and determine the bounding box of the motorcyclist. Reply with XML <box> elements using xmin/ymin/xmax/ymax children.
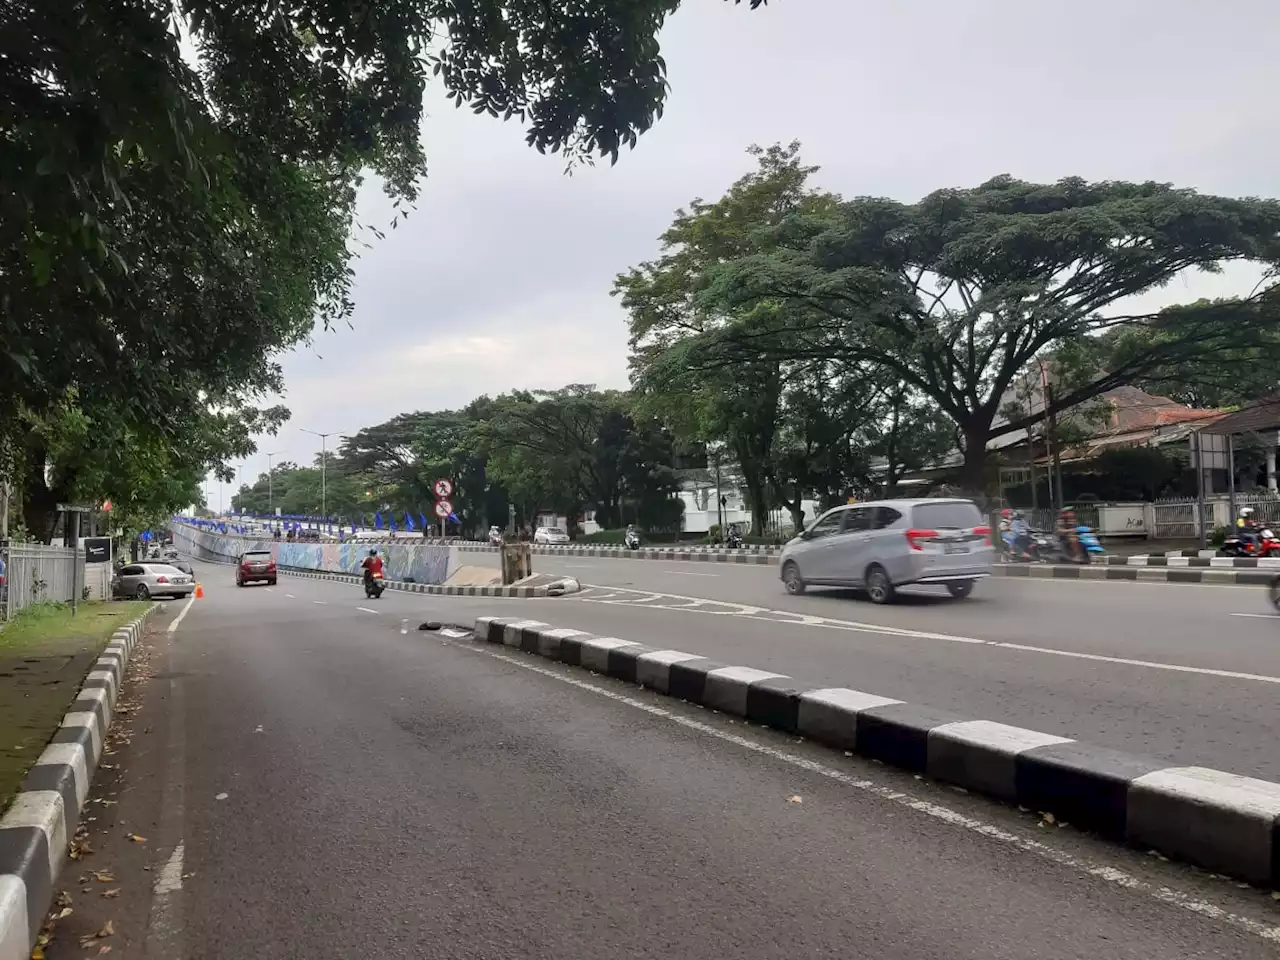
<box><xmin>1056</xmin><ymin>508</ymin><xmax>1081</xmax><ymax>562</ymax></box>
<box><xmin>625</xmin><ymin>523</ymin><xmax>640</xmax><ymax>548</ymax></box>
<box><xmin>1009</xmin><ymin>510</ymin><xmax>1032</xmax><ymax>558</ymax></box>
<box><xmin>360</xmin><ymin>548</ymin><xmax>384</xmax><ymax>585</ymax></box>
<box><xmin>726</xmin><ymin>522</ymin><xmax>744</xmax><ymax>548</ymax></box>
<box><xmin>1236</xmin><ymin>507</ymin><xmax>1260</xmax><ymax>552</ymax></box>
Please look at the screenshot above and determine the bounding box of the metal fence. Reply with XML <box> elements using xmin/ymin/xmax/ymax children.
<box><xmin>0</xmin><ymin>541</ymin><xmax>88</xmax><ymax>620</ymax></box>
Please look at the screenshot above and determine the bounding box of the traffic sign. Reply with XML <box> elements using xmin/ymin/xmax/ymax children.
<box><xmin>56</xmin><ymin>503</ymin><xmax>92</xmax><ymax>513</ymax></box>
<box><xmin>433</xmin><ymin>478</ymin><xmax>453</xmax><ymax>499</ymax></box>
<box><xmin>101</xmin><ymin>499</ymin><xmax>113</xmax><ymax>513</ymax></box>
<box><xmin>434</xmin><ymin>499</ymin><xmax>453</xmax><ymax>518</ymax></box>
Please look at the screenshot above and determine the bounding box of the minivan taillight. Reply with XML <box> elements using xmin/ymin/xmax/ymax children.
<box><xmin>972</xmin><ymin>525</ymin><xmax>992</xmax><ymax>545</ymax></box>
<box><xmin>905</xmin><ymin>529</ymin><xmax>937</xmax><ymax>551</ymax></box>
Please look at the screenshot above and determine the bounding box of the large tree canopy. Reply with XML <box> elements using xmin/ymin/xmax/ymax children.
<box><xmin>623</xmin><ymin>143</ymin><xmax>1280</xmax><ymax>494</ymax></box>
<box><xmin>4</xmin><ymin>0</ymin><xmax>765</xmax><ymax>537</ymax></box>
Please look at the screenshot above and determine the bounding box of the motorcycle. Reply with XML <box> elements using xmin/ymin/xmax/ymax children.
<box><xmin>1001</xmin><ymin>528</ymin><xmax>1051</xmax><ymax>562</ymax></box>
<box><xmin>364</xmin><ymin>569</ymin><xmax>385</xmax><ymax>599</ymax></box>
<box><xmin>725</xmin><ymin>528</ymin><xmax>744</xmax><ymax>549</ymax></box>
<box><xmin>487</xmin><ymin>526</ymin><xmax>504</xmax><ymax>547</ymax></box>
<box><xmin>624</xmin><ymin>530</ymin><xmax>641</xmax><ymax>550</ymax></box>
<box><xmin>1219</xmin><ymin>527</ymin><xmax>1280</xmax><ymax>558</ymax></box>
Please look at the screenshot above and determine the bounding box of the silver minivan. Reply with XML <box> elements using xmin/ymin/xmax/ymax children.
<box><xmin>779</xmin><ymin>498</ymin><xmax>993</xmax><ymax>603</ymax></box>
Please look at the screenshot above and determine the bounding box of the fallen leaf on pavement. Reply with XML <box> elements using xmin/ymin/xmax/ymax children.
<box><xmin>787</xmin><ymin>795</ymin><xmax>803</xmax><ymax>804</ymax></box>
<box><xmin>98</xmin><ymin>946</ymin><xmax>113</xmax><ymax>955</ymax></box>
<box><xmin>1271</xmin><ymin>891</ymin><xmax>1280</xmax><ymax>901</ymax></box>
<box><xmin>102</xmin><ymin>888</ymin><xmax>121</xmax><ymax>899</ymax></box>
<box><xmin>91</xmin><ymin>871</ymin><xmax>116</xmax><ymax>883</ymax></box>
<box><xmin>1041</xmin><ymin>811</ymin><xmax>1056</xmax><ymax>825</ymax></box>
<box><xmin>126</xmin><ymin>833</ymin><xmax>147</xmax><ymax>843</ymax></box>
<box><xmin>55</xmin><ymin>907</ymin><xmax>72</xmax><ymax>919</ymax></box>
<box><xmin>30</xmin><ymin>947</ymin><xmax>43</xmax><ymax>959</ymax></box>
<box><xmin>79</xmin><ymin>919</ymin><xmax>114</xmax><ymax>948</ymax></box>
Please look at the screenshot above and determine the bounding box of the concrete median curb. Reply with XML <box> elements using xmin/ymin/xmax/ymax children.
<box><xmin>0</xmin><ymin>605</ymin><xmax>157</xmax><ymax>960</ymax></box>
<box><xmin>456</xmin><ymin>542</ymin><xmax>780</xmax><ymax>564</ymax></box>
<box><xmin>471</xmin><ymin>615</ymin><xmax>1280</xmax><ymax>889</ymax></box>
<box><xmin>282</xmin><ymin>569</ymin><xmax>583</xmax><ymax>598</ymax></box>
<box><xmin>992</xmin><ymin>563</ymin><xmax>1278</xmax><ymax>585</ymax></box>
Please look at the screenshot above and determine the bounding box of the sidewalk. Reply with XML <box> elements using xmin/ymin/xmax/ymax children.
<box><xmin>0</xmin><ymin>602</ymin><xmax>143</xmax><ymax>811</ymax></box>
<box><xmin>1098</xmin><ymin>538</ymin><xmax>1202</xmax><ymax>557</ymax></box>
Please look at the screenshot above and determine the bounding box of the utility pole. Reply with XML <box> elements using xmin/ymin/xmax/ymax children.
<box><xmin>300</xmin><ymin>429</ymin><xmax>334</xmax><ymax>519</ymax></box>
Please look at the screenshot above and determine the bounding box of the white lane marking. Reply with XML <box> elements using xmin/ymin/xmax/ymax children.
<box><xmin>265</xmin><ymin>588</ymin><xmax>274</xmax><ymax>593</ymax></box>
<box><xmin>577</xmin><ymin>585</ymin><xmax>1280</xmax><ymax>685</ymax></box>
<box><xmin>357</xmin><ymin>606</ymin><xmax>379</xmax><ymax>614</ymax></box>
<box><xmin>401</xmin><ymin>619</ymin><xmax>409</xmax><ymax>635</ymax></box>
<box><xmin>154</xmin><ymin>842</ymin><xmax>185</xmax><ymax>895</ymax></box>
<box><xmin>662</xmin><ymin>571</ymin><xmax>719</xmax><ymax>577</ymax></box>
<box><xmin>286</xmin><ymin>594</ymin><xmax>297</xmax><ymax>599</ymax></box>
<box><xmin>167</xmin><ymin>595</ymin><xmax>197</xmax><ymax>634</ymax></box>
<box><xmin>312</xmin><ymin>600</ymin><xmax>326</xmax><ymax>605</ymax></box>
<box><xmin>445</xmin><ymin>637</ymin><xmax>1280</xmax><ymax>944</ymax></box>
<box><xmin>1229</xmin><ymin>612</ymin><xmax>1280</xmax><ymax>619</ymax></box>
<box><xmin>992</xmin><ymin>641</ymin><xmax>1280</xmax><ymax>686</ymax></box>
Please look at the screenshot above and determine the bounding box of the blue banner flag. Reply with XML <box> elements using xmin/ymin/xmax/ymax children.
<box><xmin>374</xmin><ymin>512</ymin><xmax>384</xmax><ymax>529</ymax></box>
<box><xmin>419</xmin><ymin>512</ymin><xmax>429</xmax><ymax>530</ymax></box>
<box><xmin>404</xmin><ymin>511</ymin><xmax>415</xmax><ymax>531</ymax></box>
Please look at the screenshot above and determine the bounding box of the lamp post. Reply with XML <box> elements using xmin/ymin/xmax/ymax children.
<box><xmin>300</xmin><ymin>429</ymin><xmax>335</xmax><ymax>519</ymax></box>
<box><xmin>264</xmin><ymin>451</ymin><xmax>282</xmax><ymax>519</ymax></box>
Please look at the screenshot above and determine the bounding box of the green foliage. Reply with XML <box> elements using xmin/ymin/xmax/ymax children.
<box><xmin>623</xmin><ymin>142</ymin><xmax>1280</xmax><ymax>496</ymax></box>
<box><xmin>618</xmin><ymin>143</ymin><xmax>955</xmax><ymax>529</ymax></box>
<box><xmin>6</xmin><ymin>0</ymin><xmax>766</xmax><ymax>542</ymax></box>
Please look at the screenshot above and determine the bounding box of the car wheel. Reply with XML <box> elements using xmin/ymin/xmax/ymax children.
<box><xmin>781</xmin><ymin>561</ymin><xmax>806</xmax><ymax>595</ymax></box>
<box><xmin>864</xmin><ymin>565</ymin><xmax>895</xmax><ymax>604</ymax></box>
<box><xmin>135</xmin><ymin>584</ymin><xmax>151</xmax><ymax>600</ymax></box>
<box><xmin>946</xmin><ymin>580</ymin><xmax>974</xmax><ymax>599</ymax></box>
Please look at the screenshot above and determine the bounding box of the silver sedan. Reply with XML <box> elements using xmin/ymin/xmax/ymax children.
<box><xmin>112</xmin><ymin>562</ymin><xmax>196</xmax><ymax>600</ymax></box>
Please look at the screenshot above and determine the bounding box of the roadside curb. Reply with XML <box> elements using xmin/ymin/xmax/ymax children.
<box><xmin>456</xmin><ymin>543</ymin><xmax>780</xmax><ymax>564</ymax></box>
<box><xmin>992</xmin><ymin>564</ymin><xmax>1278</xmax><ymax>585</ymax></box>
<box><xmin>281</xmin><ymin>569</ymin><xmax>583</xmax><ymax>598</ymax></box>
<box><xmin>471</xmin><ymin>615</ymin><xmax>1280</xmax><ymax>889</ymax></box>
<box><xmin>0</xmin><ymin>604</ymin><xmax>158</xmax><ymax>960</ymax></box>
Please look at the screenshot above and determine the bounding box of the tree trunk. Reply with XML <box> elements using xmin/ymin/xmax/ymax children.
<box><xmin>957</xmin><ymin>423</ymin><xmax>992</xmax><ymax>503</ymax></box>
<box><xmin>21</xmin><ymin>445</ymin><xmax>61</xmax><ymax>543</ymax></box>
<box><xmin>789</xmin><ymin>480</ymin><xmax>805</xmax><ymax>532</ymax></box>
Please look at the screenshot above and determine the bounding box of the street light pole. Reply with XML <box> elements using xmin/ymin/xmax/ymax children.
<box><xmin>265</xmin><ymin>451</ymin><xmax>282</xmax><ymax>519</ymax></box>
<box><xmin>300</xmin><ymin>429</ymin><xmax>334</xmax><ymax>519</ymax></box>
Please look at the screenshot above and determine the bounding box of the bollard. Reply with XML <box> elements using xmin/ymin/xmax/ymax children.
<box><xmin>500</xmin><ymin>542</ymin><xmax>532</xmax><ymax>585</ymax></box>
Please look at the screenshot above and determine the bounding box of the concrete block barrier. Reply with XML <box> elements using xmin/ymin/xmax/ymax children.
<box><xmin>469</xmin><ymin>614</ymin><xmax>1280</xmax><ymax>888</ymax></box>
<box><xmin>0</xmin><ymin>606</ymin><xmax>157</xmax><ymax>960</ymax></box>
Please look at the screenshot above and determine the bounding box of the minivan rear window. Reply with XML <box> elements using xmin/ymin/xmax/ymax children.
<box><xmin>912</xmin><ymin>501</ymin><xmax>983</xmax><ymax>530</ymax></box>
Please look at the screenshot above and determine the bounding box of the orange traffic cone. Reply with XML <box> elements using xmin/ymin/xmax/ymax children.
<box><xmin>194</xmin><ymin>582</ymin><xmax>204</xmax><ymax>599</ymax></box>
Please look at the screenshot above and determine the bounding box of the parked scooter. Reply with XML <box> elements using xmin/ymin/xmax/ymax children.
<box><xmin>364</xmin><ymin>569</ymin><xmax>385</xmax><ymax>599</ymax></box>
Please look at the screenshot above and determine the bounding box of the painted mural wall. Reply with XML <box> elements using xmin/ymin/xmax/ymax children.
<box><xmin>172</xmin><ymin>524</ymin><xmax>458</xmax><ymax>584</ymax></box>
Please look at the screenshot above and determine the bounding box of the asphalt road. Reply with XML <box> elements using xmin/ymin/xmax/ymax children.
<box><xmin>450</xmin><ymin>551</ymin><xmax>1280</xmax><ymax>781</ymax></box>
<box><xmin>42</xmin><ymin>561</ymin><xmax>1280</xmax><ymax>958</ymax></box>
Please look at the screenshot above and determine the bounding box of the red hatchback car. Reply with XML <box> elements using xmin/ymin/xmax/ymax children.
<box><xmin>237</xmin><ymin>550</ymin><xmax>277</xmax><ymax>586</ymax></box>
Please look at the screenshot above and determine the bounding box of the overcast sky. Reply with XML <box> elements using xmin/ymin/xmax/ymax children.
<box><xmin>216</xmin><ymin>0</ymin><xmax>1280</xmax><ymax>501</ymax></box>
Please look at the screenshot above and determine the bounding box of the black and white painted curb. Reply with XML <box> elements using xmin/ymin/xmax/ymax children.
<box><xmin>472</xmin><ymin>615</ymin><xmax>1280</xmax><ymax>888</ymax></box>
<box><xmin>1101</xmin><ymin>555</ymin><xmax>1280</xmax><ymax>568</ymax></box>
<box><xmin>183</xmin><ymin>552</ymin><xmax>582</xmax><ymax>598</ymax></box>
<box><xmin>992</xmin><ymin>563</ymin><xmax>1280</xmax><ymax>585</ymax></box>
<box><xmin>456</xmin><ymin>543</ymin><xmax>780</xmax><ymax>564</ymax></box>
<box><xmin>0</xmin><ymin>604</ymin><xmax>157</xmax><ymax>960</ymax></box>
<box><xmin>282</xmin><ymin>569</ymin><xmax>582</xmax><ymax>598</ymax></box>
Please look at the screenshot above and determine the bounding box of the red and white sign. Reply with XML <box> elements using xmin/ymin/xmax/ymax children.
<box><xmin>101</xmin><ymin>499</ymin><xmax>113</xmax><ymax>512</ymax></box>
<box><xmin>434</xmin><ymin>499</ymin><xmax>453</xmax><ymax>518</ymax></box>
<box><xmin>433</xmin><ymin>478</ymin><xmax>453</xmax><ymax>499</ymax></box>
